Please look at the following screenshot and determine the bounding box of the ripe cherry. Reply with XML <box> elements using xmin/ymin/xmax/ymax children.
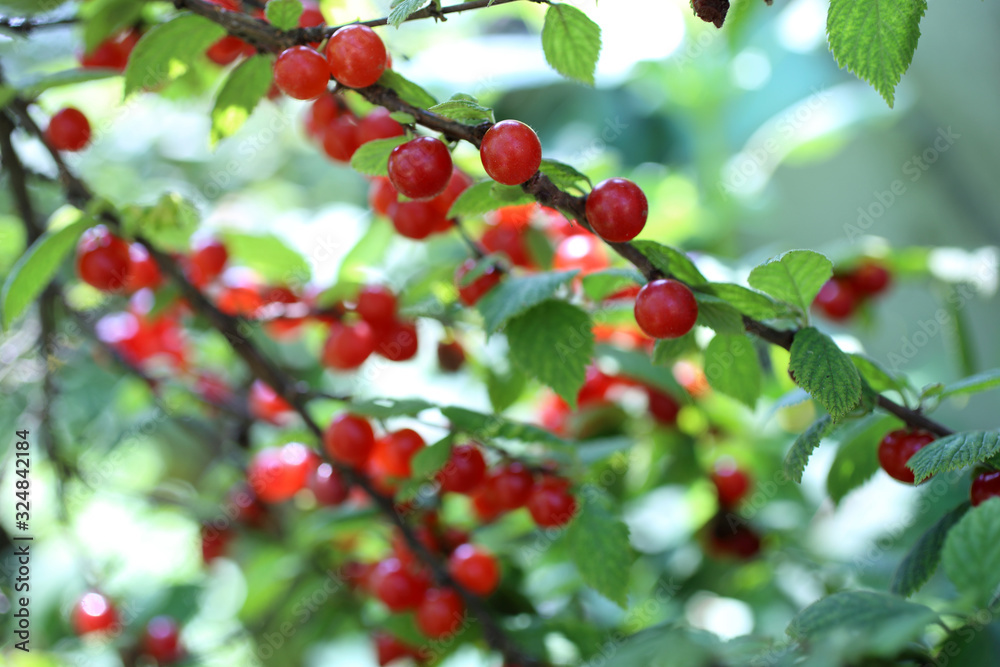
<box><xmin>72</xmin><ymin>592</ymin><xmax>118</xmax><ymax>635</ymax></box>
<box><xmin>707</xmin><ymin>516</ymin><xmax>761</xmax><ymax>559</ymax></box>
<box><xmin>813</xmin><ymin>278</ymin><xmax>857</xmax><ymax>321</ymax></box>
<box><xmin>646</xmin><ymin>386</ymin><xmax>680</xmax><ymax>425</ymax></box>
<box><xmin>373</xmin><ymin>318</ymin><xmax>419</xmax><ymax>361</ymax></box>
<box><xmin>490</xmin><ymin>462</ymin><xmax>534</xmax><ymax>510</ymax></box>
<box><xmin>80</xmin><ymin>29</ymin><xmax>139</xmax><ymax>71</ymax></box>
<box><xmin>634</xmin><ymin>279</ymin><xmax>699</xmax><ymax>339</ymax></box>
<box><xmin>247</xmin><ymin>443</ymin><xmax>313</xmax><ymax>502</ymax></box>
<box><xmin>228</xmin><ymin>483</ymin><xmax>267</xmax><ymax>526</ymax></box>
<box><xmin>711</xmin><ymin>464</ymin><xmax>751</xmax><ymax>507</ymax></box>
<box><xmin>186</xmin><ymin>237</ymin><xmax>228</xmax><ymax>287</ymax></box>
<box><xmin>470</xmin><ymin>483</ymin><xmax>504</xmax><ymax>522</ymax></box>
<box><xmin>142</xmin><ymin>616</ymin><xmax>182</xmax><ymax>664</ymax></box>
<box><xmin>430</xmin><ymin>168</ymin><xmax>474</xmax><ymax>215</ymax></box>
<box><xmin>374</xmin><ymin>429</ymin><xmax>425</xmax><ymax>478</ymax></box>
<box><xmin>248</xmin><ymin>380</ymin><xmax>294</xmax><ymax>425</ymax></box>
<box><xmin>480</xmin><ymin>120</ymin><xmax>542</xmax><ymax>186</ymax></box>
<box><xmin>481</xmin><ymin>223</ymin><xmax>533</xmax><ymax>268</ymax></box>
<box><xmin>390</xmin><ymin>200</ymin><xmax>446</xmax><ymax>240</ymax></box>
<box><xmin>849</xmin><ymin>260</ymin><xmax>891</xmax><ymax>296</ymax></box>
<box><xmin>124</xmin><ymin>243</ymin><xmax>162</xmax><ymax>292</ymax></box>
<box><xmin>437</xmin><ymin>444</ymin><xmax>486</xmax><ymax>493</ymax></box>
<box><xmin>304</xmin><ymin>93</ymin><xmax>342</xmax><ymax>140</ymax></box>
<box><xmin>322</xmin><ymin>320</ymin><xmax>375</xmax><ymax>369</ymax></box>
<box><xmin>527</xmin><ymin>476</ymin><xmax>577</xmax><ymax>527</ymax></box>
<box><xmin>206</xmin><ymin>35</ymin><xmax>251</xmax><ymax>65</ymax></box>
<box><xmin>201</xmin><ymin>524</ymin><xmax>233</xmax><ymax>562</ymax></box>
<box><xmin>323</xmin><ymin>413</ymin><xmax>375</xmax><ymax>468</ymax></box>
<box><xmin>273</xmin><ymin>46</ymin><xmax>329</xmax><ymax>100</ymax></box>
<box><xmin>76</xmin><ymin>225</ymin><xmax>132</xmax><ymax>291</ymax></box>
<box><xmin>357</xmin><ymin>108</ymin><xmax>405</xmax><ymax>145</ymax></box>
<box><xmin>971</xmin><ymin>470</ymin><xmax>1000</xmax><ymax>506</ymax></box>
<box><xmin>448</xmin><ymin>544</ymin><xmax>500</xmax><ymax>596</ymax></box>
<box><xmin>46</xmin><ymin>107</ymin><xmax>91</xmax><ymax>152</ymax></box>
<box><xmin>356</xmin><ymin>285</ymin><xmax>397</xmax><ymax>327</ymax></box>
<box><xmin>416</xmin><ymin>588</ymin><xmax>465</xmax><ymax>639</ymax></box>
<box><xmin>577</xmin><ymin>367</ymin><xmax>617</xmax><ymax>407</ymax></box>
<box><xmin>369</xmin><ymin>177</ymin><xmax>398</xmax><ymax>216</ymax></box>
<box><xmin>454</xmin><ymin>259</ymin><xmax>502</xmax><ymax>306</ymax></box>
<box><xmin>309</xmin><ymin>462</ymin><xmax>350</xmax><ymax>506</ymax></box>
<box><xmin>388</xmin><ymin>137</ymin><xmax>453</xmax><ymax>200</ymax></box>
<box><xmin>586</xmin><ymin>178</ymin><xmax>648</xmax><ymax>243</ymax></box>
<box><xmin>373</xmin><ymin>631</ymin><xmax>422</xmax><ymax>666</ymax></box>
<box><xmin>371</xmin><ymin>558</ymin><xmax>428</xmax><ymax>612</ymax></box>
<box><xmin>878</xmin><ymin>429</ymin><xmax>935</xmax><ymax>483</ymax></box>
<box><xmin>487</xmin><ymin>203</ymin><xmax>537</xmax><ymax>229</ymax></box>
<box><xmin>553</xmin><ymin>234</ymin><xmax>608</xmax><ymax>274</ymax></box>
<box><xmin>321</xmin><ymin>114</ymin><xmax>361</xmax><ymax>162</ymax></box>
<box><xmin>216</xmin><ymin>274</ymin><xmax>264</xmax><ymax>316</ymax></box>
<box><xmin>326</xmin><ymin>24</ymin><xmax>387</xmax><ymax>88</ymax></box>
<box><xmin>437</xmin><ymin>339</ymin><xmax>466</xmax><ymax>372</ymax></box>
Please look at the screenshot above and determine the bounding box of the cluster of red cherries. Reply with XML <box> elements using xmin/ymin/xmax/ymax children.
<box><xmin>70</xmin><ymin>592</ymin><xmax>183</xmax><ymax>664</ymax></box>
<box><xmin>705</xmin><ymin>464</ymin><xmax>762</xmax><ymax>560</ymax></box>
<box><xmin>812</xmin><ymin>259</ymin><xmax>892</xmax><ymax>321</ymax></box>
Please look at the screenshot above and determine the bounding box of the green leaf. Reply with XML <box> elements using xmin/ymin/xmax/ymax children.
<box><xmin>786</xmin><ymin>591</ymin><xmax>936</xmax><ymax>643</ymax></box>
<box><xmin>652</xmin><ymin>333</ymin><xmax>698</xmax><ymax>365</ymax></box>
<box><xmin>938</xmin><ymin>369</ymin><xmax>1000</xmax><ymax>399</ymax></box>
<box><xmin>539</xmin><ymin>158</ymin><xmax>592</xmax><ymax>192</ymax></box>
<box><xmin>389</xmin><ymin>111</ymin><xmax>416</xmax><ymax>124</ymax></box>
<box><xmin>124</xmin><ymin>14</ymin><xmax>227</xmax><ymax>97</ymax></box>
<box><xmin>850</xmin><ymin>354</ymin><xmax>908</xmax><ymax>394</ymax></box>
<box><xmin>892</xmin><ymin>502</ymin><xmax>971</xmax><ymax>597</ymax></box>
<box><xmin>906</xmin><ymin>431</ymin><xmax>1000</xmax><ymax>483</ymax></box>
<box><xmin>523</xmin><ymin>226</ymin><xmax>554</xmax><ymax>270</ymax></box>
<box><xmin>210</xmin><ymin>55</ymin><xmax>274</xmax><ymax>145</ymax></box>
<box><xmin>491</xmin><ymin>183</ymin><xmax>534</xmax><ymax>204</ymax></box>
<box><xmin>476</xmin><ymin>270</ymin><xmax>577</xmax><ymax>333</ymax></box>
<box><xmin>428</xmin><ymin>98</ymin><xmax>494</xmax><ymax>125</ymax></box>
<box><xmin>826</xmin><ymin>0</ymin><xmax>927</xmax><ymax>107</ymax></box>
<box><xmin>265</xmin><ymin>0</ymin><xmax>303</xmax><ymax>30</ymax></box>
<box><xmin>446</xmin><ymin>181</ymin><xmax>534</xmax><ymax>218</ymax></box>
<box><xmin>597</xmin><ymin>343</ymin><xmax>684</xmax><ymax>395</ymax></box>
<box><xmin>581</xmin><ymin>268</ymin><xmax>643</xmax><ymax>301</ymax></box>
<box><xmin>827</xmin><ymin>415</ymin><xmax>901</xmax><ymax>504</ymax></box>
<box><xmin>942</xmin><ymin>498</ymin><xmax>1000</xmax><ymax>607</ymax></box>
<box><xmin>789</xmin><ymin>327</ymin><xmax>862</xmax><ymax>420</ymax></box>
<box><xmin>1</xmin><ymin>214</ymin><xmax>92</xmax><ymax>329</ymax></box>
<box><xmin>541</xmin><ymin>3</ymin><xmax>602</xmax><ymax>85</ymax></box>
<box><xmin>703</xmin><ymin>334</ymin><xmax>762</xmax><ymax>409</ymax></box>
<box><xmin>486</xmin><ymin>367</ymin><xmax>527</xmax><ymax>413</ymax></box>
<box><xmin>440</xmin><ymin>406</ymin><xmax>569</xmax><ymax>448</ymax></box>
<box><xmin>410</xmin><ymin>434</ymin><xmax>454</xmax><ymax>479</ymax></box>
<box><xmin>747</xmin><ymin>250</ymin><xmax>833</xmax><ymax>315</ymax></box>
<box><xmin>784</xmin><ymin>414</ymin><xmax>835</xmax><ymax>483</ymax></box>
<box><xmin>694</xmin><ymin>294</ymin><xmax>745</xmax><ymax>335</ymax></box>
<box><xmin>631</xmin><ymin>240</ymin><xmax>707</xmax><ymax>285</ymax></box>
<box><xmin>123</xmin><ymin>193</ymin><xmax>200</xmax><ymax>252</ymax></box>
<box><xmin>349</xmin><ymin>136</ymin><xmax>409</xmax><ymax>176</ymax></box>
<box><xmin>506</xmin><ymin>300</ymin><xmax>594</xmax><ymax>408</ymax></box>
<box><xmin>388</xmin><ymin>0</ymin><xmax>430</xmax><ymax>28</ymax></box>
<box><xmin>376</xmin><ymin>69</ymin><xmax>437</xmax><ymax>107</ymax></box>
<box><xmin>349</xmin><ymin>398</ymin><xmax>436</xmax><ymax>419</ymax></box>
<box><xmin>564</xmin><ymin>490</ymin><xmax>633</xmax><ymax>607</ymax></box>
<box><xmin>217</xmin><ymin>231</ymin><xmax>311</xmax><ymax>284</ymax></box>
<box><xmin>702</xmin><ymin>282</ymin><xmax>792</xmax><ymax>320</ymax></box>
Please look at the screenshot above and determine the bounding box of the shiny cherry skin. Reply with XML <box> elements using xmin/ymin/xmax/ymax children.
<box><xmin>72</xmin><ymin>592</ymin><xmax>118</xmax><ymax>636</ymax></box>
<box><xmin>878</xmin><ymin>429</ymin><xmax>936</xmax><ymax>483</ymax></box>
<box><xmin>448</xmin><ymin>544</ymin><xmax>500</xmax><ymax>596</ymax></box>
<box><xmin>323</xmin><ymin>413</ymin><xmax>376</xmax><ymax>468</ymax></box>
<box><xmin>46</xmin><ymin>107</ymin><xmax>92</xmax><ymax>151</ymax></box>
<box><xmin>634</xmin><ymin>279</ymin><xmax>698</xmax><ymax>339</ymax></box>
<box><xmin>585</xmin><ymin>178</ymin><xmax>648</xmax><ymax>243</ymax></box>
<box><xmin>436</xmin><ymin>444</ymin><xmax>486</xmax><ymax>493</ymax></box>
<box><xmin>325</xmin><ymin>24</ymin><xmax>386</xmax><ymax>88</ymax></box>
<box><xmin>76</xmin><ymin>225</ymin><xmax>132</xmax><ymax>291</ymax></box>
<box><xmin>416</xmin><ymin>588</ymin><xmax>465</xmax><ymax>639</ymax></box>
<box><xmin>479</xmin><ymin>120</ymin><xmax>542</xmax><ymax>186</ymax></box>
<box><xmin>387</xmin><ymin>137</ymin><xmax>453</xmax><ymax>200</ymax></box>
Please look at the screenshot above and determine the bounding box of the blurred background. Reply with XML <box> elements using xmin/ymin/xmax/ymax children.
<box><xmin>2</xmin><ymin>0</ymin><xmax>999</xmax><ymax>664</ymax></box>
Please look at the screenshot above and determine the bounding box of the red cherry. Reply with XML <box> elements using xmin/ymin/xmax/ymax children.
<box><xmin>201</xmin><ymin>525</ymin><xmax>233</xmax><ymax>562</ymax></box>
<box><xmin>227</xmin><ymin>483</ymin><xmax>267</xmax><ymax>526</ymax></box>
<box><xmin>448</xmin><ymin>544</ymin><xmax>500</xmax><ymax>596</ymax></box>
<box><xmin>436</xmin><ymin>444</ymin><xmax>486</xmax><ymax>493</ymax></box>
<box><xmin>326</xmin><ymin>24</ymin><xmax>386</xmax><ymax>88</ymax></box>
<box><xmin>634</xmin><ymin>279</ymin><xmax>698</xmax><ymax>339</ymax></box>
<box><xmin>80</xmin><ymin>30</ymin><xmax>138</xmax><ymax>71</ymax></box>
<box><xmin>470</xmin><ymin>482</ymin><xmax>504</xmax><ymax>522</ymax></box>
<box><xmin>304</xmin><ymin>93</ymin><xmax>342</xmax><ymax>140</ymax></box>
<box><xmin>72</xmin><ymin>592</ymin><xmax>118</xmax><ymax>635</ymax></box>
<box><xmin>248</xmin><ymin>380</ymin><xmax>294</xmax><ymax>425</ymax></box>
<box><xmin>273</xmin><ymin>46</ymin><xmax>329</xmax><ymax>100</ymax></box>
<box><xmin>390</xmin><ymin>200</ymin><xmax>447</xmax><ymax>240</ymax></box>
<box><xmin>216</xmin><ymin>279</ymin><xmax>264</xmax><ymax>316</ymax></box>
<box><xmin>416</xmin><ymin>588</ymin><xmax>465</xmax><ymax>639</ymax></box>
<box><xmin>971</xmin><ymin>470</ymin><xmax>1000</xmax><ymax>506</ymax></box>
<box><xmin>577</xmin><ymin>367</ymin><xmax>617</xmax><ymax>407</ymax></box>
<box><xmin>371</xmin><ymin>558</ymin><xmax>428</xmax><ymax>612</ymax></box>
<box><xmin>373</xmin><ymin>631</ymin><xmax>422</xmax><ymax>666</ymax></box>
<box><xmin>374</xmin><ymin>429</ymin><xmax>425</xmax><ymax>478</ymax></box>
<box><xmin>369</xmin><ymin>177</ymin><xmax>398</xmax><ymax>216</ymax></box>
<box><xmin>646</xmin><ymin>386</ymin><xmax>680</xmax><ymax>425</ymax></box>
<box><xmin>186</xmin><ymin>237</ymin><xmax>228</xmax><ymax>287</ymax></box>
<box><xmin>538</xmin><ymin>393</ymin><xmax>571</xmax><ymax>436</ymax></box>
<box><xmin>357</xmin><ymin>108</ymin><xmax>405</xmax><ymax>145</ymax></box>
<box><xmin>322</xmin><ymin>321</ymin><xmax>375</xmax><ymax>369</ymax></box>
<box><xmin>76</xmin><ymin>225</ymin><xmax>132</xmax><ymax>291</ymax></box>
<box><xmin>711</xmin><ymin>465</ymin><xmax>751</xmax><ymax>506</ymax></box>
<box><xmin>356</xmin><ymin>285</ymin><xmax>397</xmax><ymax>327</ymax></box>
<box><xmin>848</xmin><ymin>261</ymin><xmax>891</xmax><ymax>296</ymax></box>
<box><xmin>454</xmin><ymin>259</ymin><xmax>502</xmax><ymax>306</ymax></box>
<box><xmin>373</xmin><ymin>319</ymin><xmax>419</xmax><ymax>361</ymax></box>
<box><xmin>479</xmin><ymin>120</ymin><xmax>542</xmax><ymax>186</ymax></box>
<box><xmin>813</xmin><ymin>278</ymin><xmax>858</xmax><ymax>321</ymax></box>
<box><xmin>124</xmin><ymin>243</ymin><xmax>162</xmax><ymax>292</ymax></box>
<box><xmin>261</xmin><ymin>286</ymin><xmax>305</xmax><ymax>339</ymax></box>
<box><xmin>481</xmin><ymin>223</ymin><xmax>533</xmax><ymax>268</ymax></box>
<box><xmin>387</xmin><ymin>137</ymin><xmax>453</xmax><ymax>200</ymax></box>
<box><xmin>206</xmin><ymin>35</ymin><xmax>250</xmax><ymax>65</ymax></box>
<box><xmin>707</xmin><ymin>518</ymin><xmax>761</xmax><ymax>559</ymax></box>
<box><xmin>487</xmin><ymin>203</ymin><xmax>538</xmax><ymax>229</ymax></box>
<box><xmin>299</xmin><ymin>5</ymin><xmax>325</xmax><ymax>28</ymax></box>
<box><xmin>248</xmin><ymin>443</ymin><xmax>313</xmax><ymax>502</ymax></box>
<box><xmin>527</xmin><ymin>476</ymin><xmax>577</xmax><ymax>527</ymax></box>
<box><xmin>491</xmin><ymin>462</ymin><xmax>534</xmax><ymax>510</ymax></box>
<box><xmin>430</xmin><ymin>168</ymin><xmax>474</xmax><ymax>215</ymax></box>
<box><xmin>309</xmin><ymin>462</ymin><xmax>350</xmax><ymax>506</ymax></box>
<box><xmin>878</xmin><ymin>429</ymin><xmax>935</xmax><ymax>483</ymax></box>
<box><xmin>46</xmin><ymin>107</ymin><xmax>91</xmax><ymax>152</ymax></box>
<box><xmin>437</xmin><ymin>339</ymin><xmax>466</xmax><ymax>372</ymax></box>
<box><xmin>323</xmin><ymin>413</ymin><xmax>375</xmax><ymax>468</ymax></box>
<box><xmin>143</xmin><ymin>616</ymin><xmax>182</xmax><ymax>664</ymax></box>
<box><xmin>391</xmin><ymin>525</ymin><xmax>441</xmax><ymax>567</ymax></box>
<box><xmin>585</xmin><ymin>178</ymin><xmax>648</xmax><ymax>243</ymax></box>
<box><xmin>321</xmin><ymin>114</ymin><xmax>360</xmax><ymax>162</ymax></box>
<box><xmin>553</xmin><ymin>234</ymin><xmax>608</xmax><ymax>274</ymax></box>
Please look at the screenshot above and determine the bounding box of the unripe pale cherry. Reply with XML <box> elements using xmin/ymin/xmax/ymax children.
<box><xmin>634</xmin><ymin>279</ymin><xmax>698</xmax><ymax>339</ymax></box>
<box><xmin>585</xmin><ymin>178</ymin><xmax>648</xmax><ymax>243</ymax></box>
<box><xmin>480</xmin><ymin>120</ymin><xmax>542</xmax><ymax>185</ymax></box>
<box><xmin>387</xmin><ymin>137</ymin><xmax>453</xmax><ymax>200</ymax></box>
<box><xmin>326</xmin><ymin>24</ymin><xmax>386</xmax><ymax>88</ymax></box>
